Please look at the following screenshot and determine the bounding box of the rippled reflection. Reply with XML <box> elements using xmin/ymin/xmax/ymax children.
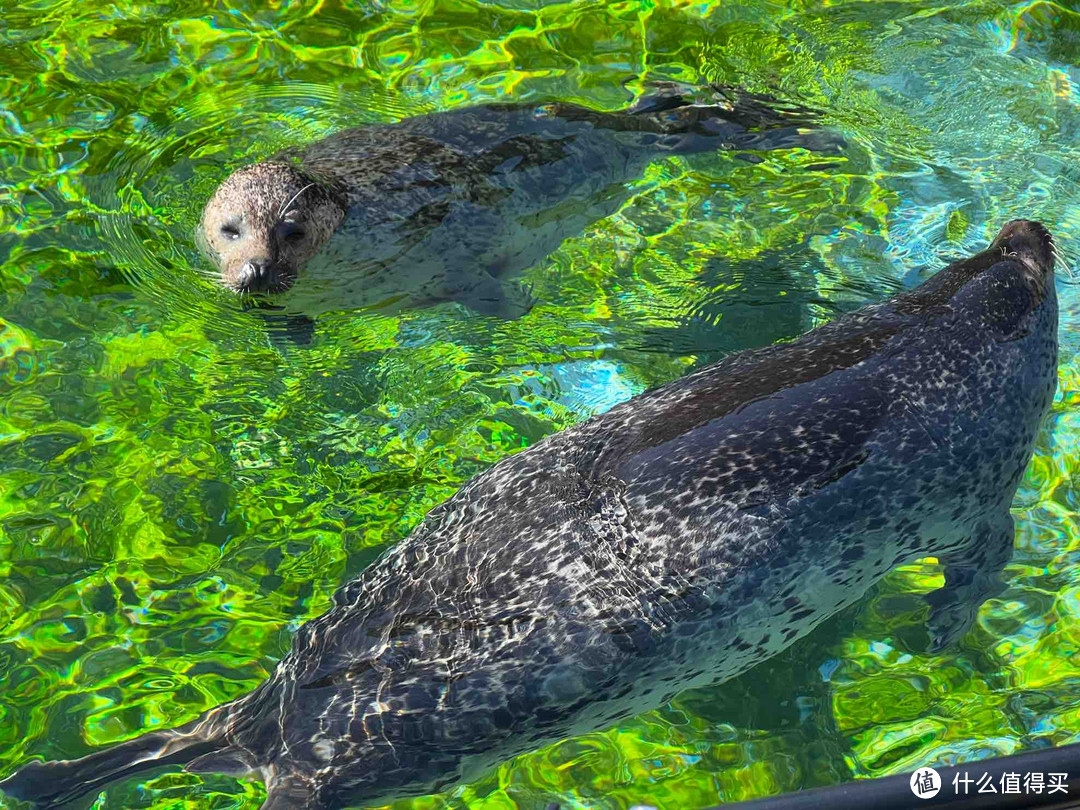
<box><xmin>0</xmin><ymin>0</ymin><xmax>1078</xmax><ymax>808</ymax></box>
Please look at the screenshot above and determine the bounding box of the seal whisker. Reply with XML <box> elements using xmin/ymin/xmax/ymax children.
<box><xmin>1052</xmin><ymin>242</ymin><xmax>1077</xmax><ymax>283</ymax></box>
<box><xmin>1047</xmin><ymin>236</ymin><xmax>1072</xmax><ymax>281</ymax></box>
<box><xmin>278</xmin><ymin>182</ymin><xmax>315</xmax><ymax>219</ymax></box>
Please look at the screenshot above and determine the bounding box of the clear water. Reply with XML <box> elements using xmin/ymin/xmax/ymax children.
<box><xmin>1</xmin><ymin>0</ymin><xmax>1080</xmax><ymax>808</ymax></box>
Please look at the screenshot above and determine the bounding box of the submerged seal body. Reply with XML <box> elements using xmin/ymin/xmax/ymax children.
<box><xmin>197</xmin><ymin>85</ymin><xmax>838</xmax><ymax>318</ymax></box>
<box><xmin>3</xmin><ymin>221</ymin><xmax>1058</xmax><ymax>808</ymax></box>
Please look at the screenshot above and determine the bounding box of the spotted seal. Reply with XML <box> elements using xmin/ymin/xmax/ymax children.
<box><xmin>1</xmin><ymin>221</ymin><xmax>1059</xmax><ymax>808</ymax></box>
<box><xmin>196</xmin><ymin>84</ymin><xmax>840</xmax><ymax>319</ymax></box>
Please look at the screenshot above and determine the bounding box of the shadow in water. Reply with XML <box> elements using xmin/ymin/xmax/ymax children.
<box><xmin>630</xmin><ymin>242</ymin><xmax>853</xmax><ymax>366</ymax></box>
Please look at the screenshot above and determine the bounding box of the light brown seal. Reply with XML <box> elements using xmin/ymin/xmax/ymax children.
<box><xmin>197</xmin><ymin>84</ymin><xmax>840</xmax><ymax>319</ymax></box>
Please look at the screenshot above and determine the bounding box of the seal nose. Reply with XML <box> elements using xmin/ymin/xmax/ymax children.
<box><xmin>997</xmin><ymin>219</ymin><xmax>1051</xmax><ymax>244</ymax></box>
<box><xmin>993</xmin><ymin>219</ymin><xmax>1055</xmax><ymax>272</ymax></box>
<box><xmin>237</xmin><ymin>259</ymin><xmax>275</xmax><ymax>293</ymax></box>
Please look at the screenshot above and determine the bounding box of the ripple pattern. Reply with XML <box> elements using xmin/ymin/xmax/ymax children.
<box><xmin>0</xmin><ymin>0</ymin><xmax>1079</xmax><ymax>809</ymax></box>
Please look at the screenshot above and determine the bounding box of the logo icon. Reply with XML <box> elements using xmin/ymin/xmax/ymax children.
<box><xmin>911</xmin><ymin>767</ymin><xmax>942</xmax><ymax>799</ymax></box>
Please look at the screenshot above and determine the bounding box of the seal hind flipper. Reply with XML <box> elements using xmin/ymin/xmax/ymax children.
<box><xmin>0</xmin><ymin>719</ymin><xmax>225</xmax><ymax>809</ymax></box>
<box><xmin>623</xmin><ymin>81</ymin><xmax>843</xmax><ymax>155</ymax></box>
<box><xmin>924</xmin><ymin>513</ymin><xmax>1016</xmax><ymax>652</ymax></box>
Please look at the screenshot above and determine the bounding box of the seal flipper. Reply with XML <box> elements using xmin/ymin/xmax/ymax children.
<box><xmin>624</xmin><ymin>81</ymin><xmax>844</xmax><ymax>156</ymax></box>
<box><xmin>457</xmin><ymin>277</ymin><xmax>538</xmax><ymax>319</ymax></box>
<box><xmin>924</xmin><ymin>513</ymin><xmax>1015</xmax><ymax>652</ymax></box>
<box><xmin>625</xmin><ymin>80</ymin><xmax>698</xmax><ymax>115</ymax></box>
<box><xmin>0</xmin><ymin>718</ymin><xmax>225</xmax><ymax>809</ymax></box>
<box><xmin>241</xmin><ymin>299</ymin><xmax>316</xmax><ymax>348</ymax></box>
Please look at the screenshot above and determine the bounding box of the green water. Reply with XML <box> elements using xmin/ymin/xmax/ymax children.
<box><xmin>1</xmin><ymin>0</ymin><xmax>1080</xmax><ymax>807</ymax></box>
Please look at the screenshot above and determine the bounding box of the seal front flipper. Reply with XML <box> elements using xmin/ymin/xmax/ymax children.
<box><xmin>455</xmin><ymin>276</ymin><xmax>538</xmax><ymax>319</ymax></box>
<box><xmin>0</xmin><ymin>713</ymin><xmax>228</xmax><ymax>809</ymax></box>
<box><xmin>924</xmin><ymin>513</ymin><xmax>1015</xmax><ymax>652</ymax></box>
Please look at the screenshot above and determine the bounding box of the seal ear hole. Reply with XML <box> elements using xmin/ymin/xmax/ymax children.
<box><xmin>221</xmin><ymin>224</ymin><xmax>240</xmax><ymax>240</ymax></box>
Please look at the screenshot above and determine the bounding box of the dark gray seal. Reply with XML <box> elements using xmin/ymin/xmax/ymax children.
<box><xmin>2</xmin><ymin>221</ymin><xmax>1059</xmax><ymax>809</ymax></box>
<box><xmin>196</xmin><ymin>84</ymin><xmax>839</xmax><ymax>319</ymax></box>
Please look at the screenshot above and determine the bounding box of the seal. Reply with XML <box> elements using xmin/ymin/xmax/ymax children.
<box><xmin>1</xmin><ymin>220</ymin><xmax>1059</xmax><ymax>809</ymax></box>
<box><xmin>196</xmin><ymin>84</ymin><xmax>840</xmax><ymax>319</ymax></box>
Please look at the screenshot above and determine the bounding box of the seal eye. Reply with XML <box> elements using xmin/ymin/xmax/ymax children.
<box><xmin>283</xmin><ymin>227</ymin><xmax>305</xmax><ymax>244</ymax></box>
<box><xmin>221</xmin><ymin>224</ymin><xmax>240</xmax><ymax>240</ymax></box>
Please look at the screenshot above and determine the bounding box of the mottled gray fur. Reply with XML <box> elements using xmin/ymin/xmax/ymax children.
<box><xmin>2</xmin><ymin>221</ymin><xmax>1059</xmax><ymax>809</ymax></box>
<box><xmin>197</xmin><ymin>84</ymin><xmax>840</xmax><ymax>318</ymax></box>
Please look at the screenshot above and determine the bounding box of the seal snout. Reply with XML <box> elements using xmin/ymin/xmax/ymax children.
<box><xmin>237</xmin><ymin>257</ymin><xmax>281</xmax><ymax>294</ymax></box>
<box><xmin>992</xmin><ymin>219</ymin><xmax>1056</xmax><ymax>274</ymax></box>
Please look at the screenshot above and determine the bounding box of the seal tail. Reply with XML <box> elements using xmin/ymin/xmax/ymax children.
<box><xmin>624</xmin><ymin>80</ymin><xmax>844</xmax><ymax>155</ymax></box>
<box><xmin>0</xmin><ymin>708</ymin><xmax>236</xmax><ymax>809</ymax></box>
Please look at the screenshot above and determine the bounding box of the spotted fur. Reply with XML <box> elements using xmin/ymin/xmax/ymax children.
<box><xmin>196</xmin><ymin>84</ymin><xmax>841</xmax><ymax>317</ymax></box>
<box><xmin>198</xmin><ymin>162</ymin><xmax>345</xmax><ymax>295</ymax></box>
<box><xmin>2</xmin><ymin>221</ymin><xmax>1059</xmax><ymax>809</ymax></box>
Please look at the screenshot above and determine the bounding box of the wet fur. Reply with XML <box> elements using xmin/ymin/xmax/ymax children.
<box><xmin>2</xmin><ymin>222</ymin><xmax>1059</xmax><ymax>809</ymax></box>
<box><xmin>197</xmin><ymin>85</ymin><xmax>840</xmax><ymax>318</ymax></box>
<box><xmin>199</xmin><ymin>163</ymin><xmax>345</xmax><ymax>295</ymax></box>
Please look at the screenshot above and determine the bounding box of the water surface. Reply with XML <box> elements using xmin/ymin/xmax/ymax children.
<box><xmin>1</xmin><ymin>0</ymin><xmax>1080</xmax><ymax>808</ymax></box>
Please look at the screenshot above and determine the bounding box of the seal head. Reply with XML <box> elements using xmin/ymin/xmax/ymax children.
<box><xmin>892</xmin><ymin>218</ymin><xmax>1057</xmax><ymax>337</ymax></box>
<box><xmin>989</xmin><ymin>218</ymin><xmax>1056</xmax><ymax>301</ymax></box>
<box><xmin>198</xmin><ymin>162</ymin><xmax>345</xmax><ymax>295</ymax></box>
